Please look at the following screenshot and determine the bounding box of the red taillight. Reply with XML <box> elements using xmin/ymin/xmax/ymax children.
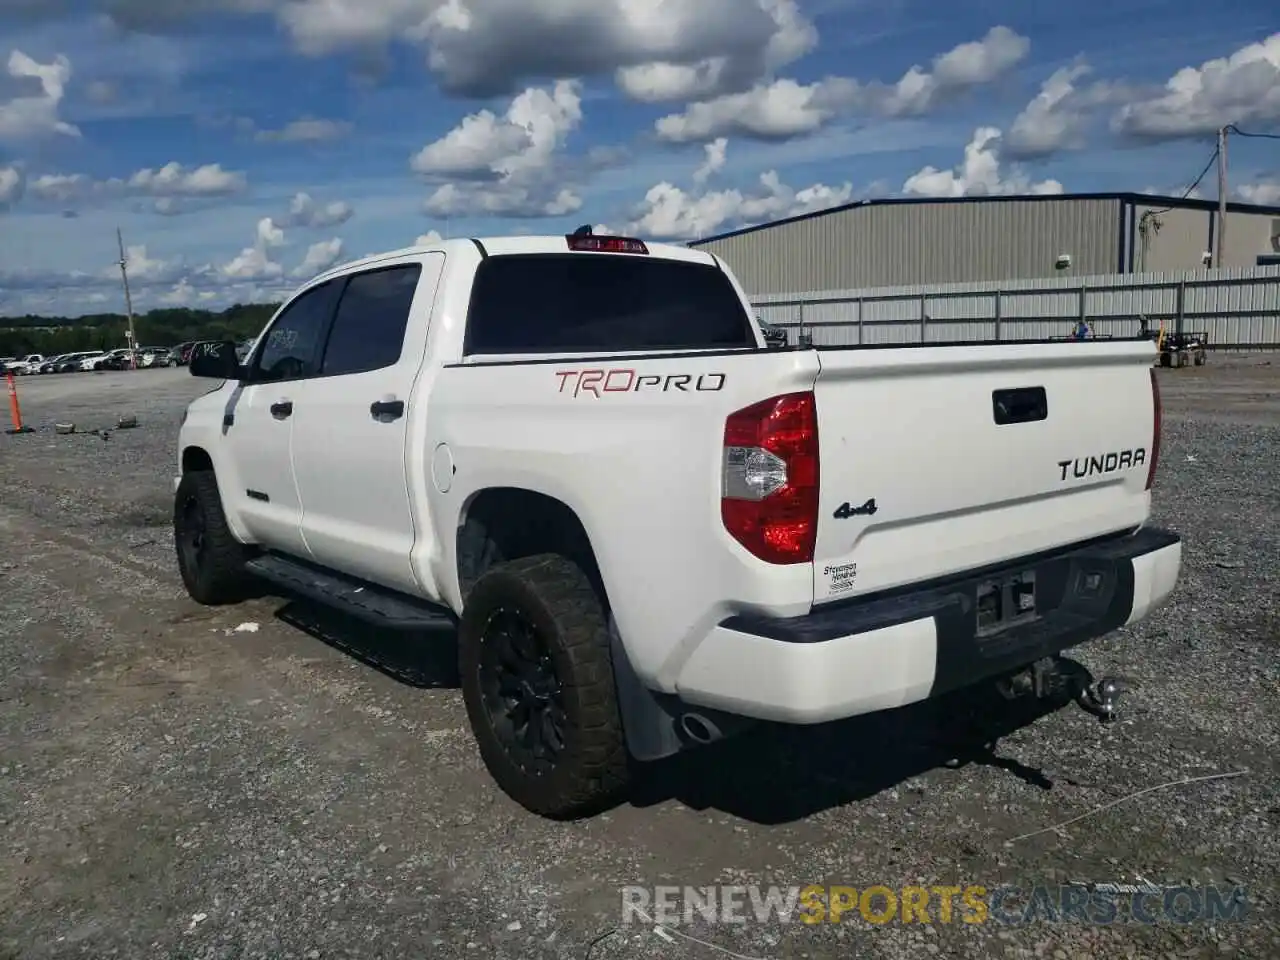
<box><xmin>721</xmin><ymin>391</ymin><xmax>819</xmax><ymax>564</ymax></box>
<box><xmin>565</xmin><ymin>234</ymin><xmax>648</xmax><ymax>254</ymax></box>
<box><xmin>1146</xmin><ymin>367</ymin><xmax>1162</xmax><ymax>490</ymax></box>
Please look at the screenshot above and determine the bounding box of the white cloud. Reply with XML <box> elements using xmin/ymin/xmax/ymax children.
<box><xmin>158</xmin><ymin>279</ymin><xmax>196</xmax><ymax>306</ymax></box>
<box><xmin>1238</xmin><ymin>180</ymin><xmax>1280</xmax><ymax>206</ymax></box>
<box><xmin>1112</xmin><ymin>33</ymin><xmax>1280</xmax><ymax>140</ymax></box>
<box><xmin>124</xmin><ymin>162</ymin><xmax>247</xmax><ymax>197</ymax></box>
<box><xmin>412</xmin><ymin>79</ymin><xmax>581</xmax><ymax>178</ymax></box>
<box><xmin>615</xmin><ymin>0</ymin><xmax>816</xmax><ymax>102</ymax></box>
<box><xmin>8</xmin><ymin>162</ymin><xmax>248</xmax><ymax>215</ymax></box>
<box><xmin>0</xmin><ymin>50</ymin><xmax>79</xmax><ymax>141</ymax></box>
<box><xmin>415</xmin><ymin>230</ymin><xmax>444</xmax><ymax>245</ymax></box>
<box><xmin>881</xmin><ymin>26</ymin><xmax>1030</xmax><ymax>116</ymax></box>
<box><xmin>1139</xmin><ymin>183</ymin><xmax>1205</xmax><ymax>200</ymax></box>
<box><xmin>152</xmin><ymin>278</ymin><xmax>222</xmax><ymax>307</ymax></box>
<box><xmin>221</xmin><ymin>245</ymin><xmax>283</xmax><ymax>281</ymax></box>
<box><xmin>264</xmin><ymin>0</ymin><xmax>818</xmax><ymax>100</ymax></box>
<box><xmin>655</xmin><ymin>77</ymin><xmax>856</xmax><ymax>143</ymax></box>
<box><xmin>115</xmin><ymin>244</ymin><xmax>184</xmax><ymax>283</ymax></box>
<box><xmin>902</xmin><ymin>127</ymin><xmax>1064</xmax><ymax>198</ymax></box>
<box><xmin>626</xmin><ymin>140</ymin><xmax>855</xmax><ymax>240</ymax></box>
<box><xmin>0</xmin><ymin>211</ymin><xmax>316</xmax><ymax>314</ymax></box>
<box><xmin>254</xmin><ymin>117</ymin><xmax>353</xmax><ymax>142</ymax></box>
<box><xmin>1005</xmin><ymin>62</ymin><xmax>1110</xmax><ymax>159</ymax></box>
<box><xmin>256</xmin><ymin>216</ymin><xmax>285</xmax><ymax>247</ymax></box>
<box><xmin>0</xmin><ymin>166</ymin><xmax>25</xmax><ymax>207</ymax></box>
<box><xmin>29</xmin><ymin>173</ymin><xmax>89</xmax><ymax>203</ymax></box>
<box><xmin>222</xmin><ymin>219</ymin><xmax>286</xmax><ymax>281</ymax></box>
<box><xmin>412</xmin><ymin>79</ymin><xmax>585</xmax><ymax>217</ymax></box>
<box><xmin>292</xmin><ymin>237</ymin><xmax>344</xmax><ymax>277</ymax></box>
<box><xmin>693</xmin><ymin>137</ymin><xmax>728</xmax><ymax>184</ymax></box>
<box><xmin>654</xmin><ymin>26</ymin><xmax>1029</xmax><ymax>143</ymax></box>
<box><xmin>284</xmin><ymin>191</ymin><xmax>354</xmax><ymax>228</ymax></box>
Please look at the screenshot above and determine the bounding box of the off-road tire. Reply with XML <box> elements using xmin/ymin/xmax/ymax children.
<box><xmin>459</xmin><ymin>553</ymin><xmax>630</xmax><ymax>819</ymax></box>
<box><xmin>174</xmin><ymin>470</ymin><xmax>253</xmax><ymax>605</ymax></box>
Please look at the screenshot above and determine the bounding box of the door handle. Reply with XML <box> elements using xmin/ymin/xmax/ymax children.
<box><xmin>270</xmin><ymin>400</ymin><xmax>293</xmax><ymax>420</ymax></box>
<box><xmin>370</xmin><ymin>399</ymin><xmax>405</xmax><ymax>421</ymax></box>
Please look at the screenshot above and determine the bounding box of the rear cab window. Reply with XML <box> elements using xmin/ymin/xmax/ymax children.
<box><xmin>463</xmin><ymin>253</ymin><xmax>758</xmax><ymax>355</ymax></box>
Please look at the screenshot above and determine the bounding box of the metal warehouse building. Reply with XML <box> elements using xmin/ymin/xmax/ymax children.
<box><xmin>689</xmin><ymin>193</ymin><xmax>1280</xmax><ymax>296</ymax></box>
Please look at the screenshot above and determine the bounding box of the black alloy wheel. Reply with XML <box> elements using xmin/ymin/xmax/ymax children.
<box><xmin>176</xmin><ymin>490</ymin><xmax>208</xmax><ymax>579</ymax></box>
<box><xmin>476</xmin><ymin>605</ymin><xmax>567</xmax><ymax>774</ymax></box>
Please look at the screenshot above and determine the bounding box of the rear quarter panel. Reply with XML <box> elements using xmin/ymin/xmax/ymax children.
<box><xmin>426</xmin><ymin>349</ymin><xmax>822</xmax><ymax>689</ymax></box>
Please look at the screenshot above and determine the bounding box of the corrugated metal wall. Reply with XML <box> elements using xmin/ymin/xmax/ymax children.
<box><xmin>750</xmin><ymin>265</ymin><xmax>1280</xmax><ymax>348</ymax></box>
<box><xmin>1130</xmin><ymin>205</ymin><xmax>1280</xmax><ymax>272</ymax></box>
<box><xmin>696</xmin><ymin>197</ymin><xmax>1121</xmax><ymax>294</ymax></box>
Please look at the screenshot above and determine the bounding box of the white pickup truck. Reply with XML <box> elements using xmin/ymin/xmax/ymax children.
<box><xmin>5</xmin><ymin>354</ymin><xmax>44</xmax><ymax>375</ymax></box>
<box><xmin>174</xmin><ymin>229</ymin><xmax>1182</xmax><ymax>818</ymax></box>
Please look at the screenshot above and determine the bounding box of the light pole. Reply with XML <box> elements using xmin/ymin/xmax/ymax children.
<box><xmin>117</xmin><ymin>227</ymin><xmax>138</xmax><ymax>369</ymax></box>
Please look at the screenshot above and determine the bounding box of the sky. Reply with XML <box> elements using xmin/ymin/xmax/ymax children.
<box><xmin>0</xmin><ymin>0</ymin><xmax>1278</xmax><ymax>317</ymax></box>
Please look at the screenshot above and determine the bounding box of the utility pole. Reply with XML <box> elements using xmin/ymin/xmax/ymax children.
<box><xmin>1215</xmin><ymin>125</ymin><xmax>1228</xmax><ymax>269</ymax></box>
<box><xmin>116</xmin><ymin>227</ymin><xmax>137</xmax><ymax>370</ymax></box>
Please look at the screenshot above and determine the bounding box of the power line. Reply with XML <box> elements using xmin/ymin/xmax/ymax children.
<box><xmin>1135</xmin><ymin>141</ymin><xmax>1223</xmax><ymax>271</ymax></box>
<box><xmin>1147</xmin><ymin>144</ymin><xmax>1219</xmax><ymax>216</ymax></box>
<box><xmin>1180</xmin><ymin>147</ymin><xmax>1220</xmax><ymax>199</ymax></box>
<box><xmin>1225</xmin><ymin>124</ymin><xmax>1280</xmax><ymax>141</ymax></box>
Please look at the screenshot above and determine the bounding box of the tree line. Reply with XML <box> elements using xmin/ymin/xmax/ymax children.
<box><xmin>0</xmin><ymin>303</ymin><xmax>281</xmax><ymax>357</ymax></box>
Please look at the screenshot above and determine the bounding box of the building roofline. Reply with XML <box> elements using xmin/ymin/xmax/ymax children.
<box><xmin>687</xmin><ymin>192</ymin><xmax>1280</xmax><ymax>246</ymax></box>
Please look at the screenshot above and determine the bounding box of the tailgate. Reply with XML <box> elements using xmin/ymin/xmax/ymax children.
<box><xmin>811</xmin><ymin>339</ymin><xmax>1159</xmax><ymax>603</ymax></box>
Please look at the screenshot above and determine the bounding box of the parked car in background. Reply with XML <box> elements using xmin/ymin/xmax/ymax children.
<box><xmin>38</xmin><ymin>351</ymin><xmax>94</xmax><ymax>374</ymax></box>
<box><xmin>78</xmin><ymin>351</ymin><xmax>110</xmax><ymax>371</ymax></box>
<box><xmin>141</xmin><ymin>346</ymin><xmax>174</xmax><ymax>368</ymax></box>
<box><xmin>170</xmin><ymin>342</ymin><xmax>195</xmax><ymax>366</ymax></box>
<box><xmin>89</xmin><ymin>348</ymin><xmax>140</xmax><ymax>370</ymax></box>
<box><xmin>6</xmin><ymin>354</ymin><xmax>45</xmax><ymax>375</ymax></box>
<box><xmin>759</xmin><ymin>321</ymin><xmax>790</xmax><ymax>348</ymax></box>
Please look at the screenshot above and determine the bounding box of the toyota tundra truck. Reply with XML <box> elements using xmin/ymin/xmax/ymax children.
<box><xmin>174</xmin><ymin>229</ymin><xmax>1182</xmax><ymax>819</ymax></box>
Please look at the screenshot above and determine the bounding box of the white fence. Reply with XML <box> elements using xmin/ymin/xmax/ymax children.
<box><xmin>749</xmin><ymin>265</ymin><xmax>1280</xmax><ymax>348</ymax></box>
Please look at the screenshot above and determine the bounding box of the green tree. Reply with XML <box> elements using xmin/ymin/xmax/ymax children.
<box><xmin>0</xmin><ymin>303</ymin><xmax>281</xmax><ymax>357</ymax></box>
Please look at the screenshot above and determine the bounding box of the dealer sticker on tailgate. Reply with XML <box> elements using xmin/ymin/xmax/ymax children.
<box><xmin>823</xmin><ymin>562</ymin><xmax>858</xmax><ymax>595</ymax></box>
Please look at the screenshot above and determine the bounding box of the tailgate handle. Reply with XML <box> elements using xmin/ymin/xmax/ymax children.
<box><xmin>993</xmin><ymin>387</ymin><xmax>1047</xmax><ymax>425</ymax></box>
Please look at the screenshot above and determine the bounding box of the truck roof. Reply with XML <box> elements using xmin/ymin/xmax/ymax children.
<box><xmin>311</xmin><ymin>235</ymin><xmax>717</xmax><ymax>285</ymax></box>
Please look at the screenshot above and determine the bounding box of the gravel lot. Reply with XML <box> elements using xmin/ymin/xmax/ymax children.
<box><xmin>1</xmin><ymin>358</ymin><xmax>1277</xmax><ymax>959</ymax></box>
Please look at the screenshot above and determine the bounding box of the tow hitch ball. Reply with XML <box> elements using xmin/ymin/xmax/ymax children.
<box><xmin>1078</xmin><ymin>675</ymin><xmax>1130</xmax><ymax>723</ymax></box>
<box><xmin>996</xmin><ymin>656</ymin><xmax>1130</xmax><ymax>723</ymax></box>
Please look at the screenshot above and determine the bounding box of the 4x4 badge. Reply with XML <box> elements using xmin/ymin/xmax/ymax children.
<box><xmin>833</xmin><ymin>498</ymin><xmax>877</xmax><ymax>519</ymax></box>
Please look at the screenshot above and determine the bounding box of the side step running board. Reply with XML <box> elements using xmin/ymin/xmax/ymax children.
<box><xmin>245</xmin><ymin>553</ymin><xmax>456</xmax><ymax>631</ymax></box>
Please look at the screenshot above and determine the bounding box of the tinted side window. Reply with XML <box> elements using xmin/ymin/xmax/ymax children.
<box><xmin>465</xmin><ymin>254</ymin><xmax>756</xmax><ymax>354</ymax></box>
<box><xmin>321</xmin><ymin>265</ymin><xmax>422</xmax><ymax>376</ymax></box>
<box><xmin>251</xmin><ymin>280</ymin><xmax>340</xmax><ymax>382</ymax></box>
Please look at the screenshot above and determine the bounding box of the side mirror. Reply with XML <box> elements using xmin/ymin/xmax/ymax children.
<box><xmin>188</xmin><ymin>340</ymin><xmax>241</xmax><ymax>380</ymax></box>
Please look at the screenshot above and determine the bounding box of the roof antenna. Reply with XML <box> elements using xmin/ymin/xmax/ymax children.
<box><xmin>571</xmin><ymin>224</ymin><xmax>593</xmax><ymax>237</ymax></box>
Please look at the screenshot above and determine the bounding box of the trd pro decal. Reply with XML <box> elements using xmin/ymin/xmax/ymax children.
<box><xmin>555</xmin><ymin>368</ymin><xmax>726</xmax><ymax>397</ymax></box>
